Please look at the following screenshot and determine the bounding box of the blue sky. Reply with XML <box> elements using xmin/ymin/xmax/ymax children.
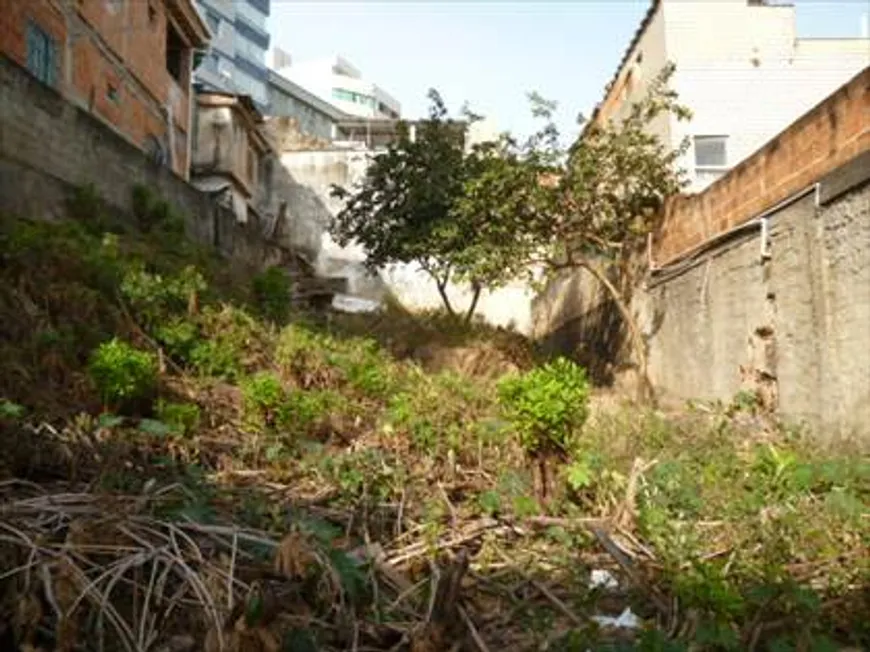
<box><xmin>268</xmin><ymin>1</ymin><xmax>869</xmax><ymax>140</ymax></box>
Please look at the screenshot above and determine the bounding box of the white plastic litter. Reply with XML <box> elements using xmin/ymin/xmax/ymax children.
<box><xmin>591</xmin><ymin>607</ymin><xmax>641</xmax><ymax>630</ymax></box>
<box><xmin>331</xmin><ymin>294</ymin><xmax>381</xmax><ymax>314</ymax></box>
<box><xmin>588</xmin><ymin>569</ymin><xmax>619</xmax><ymax>590</ymax></box>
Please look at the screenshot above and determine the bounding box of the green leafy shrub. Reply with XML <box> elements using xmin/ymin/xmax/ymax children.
<box><xmin>189</xmin><ymin>340</ymin><xmax>241</xmax><ymax>380</ymax></box>
<box><xmin>67</xmin><ymin>183</ymin><xmax>111</xmax><ymax>233</ymax></box>
<box><xmin>132</xmin><ymin>184</ymin><xmax>185</xmax><ymax>235</ymax></box>
<box><xmin>154</xmin><ymin>318</ymin><xmax>200</xmax><ymax>362</ymax></box>
<box><xmin>252</xmin><ymin>266</ymin><xmax>291</xmax><ymax>323</ymax></box>
<box><xmin>120</xmin><ymin>265</ymin><xmax>206</xmax><ymax>328</ymax></box>
<box><xmin>278</xmin><ymin>389</ymin><xmax>337</xmax><ymax>432</ymax></box>
<box><xmin>498</xmin><ymin>357</ymin><xmax>590</xmax><ymax>458</ymax></box>
<box><xmin>155</xmin><ymin>400</ymin><xmax>201</xmax><ymax>436</ymax></box>
<box><xmin>241</xmin><ymin>372</ymin><xmax>285</xmax><ymax>428</ymax></box>
<box><xmin>88</xmin><ymin>338</ymin><xmax>158</xmax><ymax>408</ymax></box>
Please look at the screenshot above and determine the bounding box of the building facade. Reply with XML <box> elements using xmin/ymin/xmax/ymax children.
<box><xmin>274</xmin><ymin>54</ymin><xmax>401</xmax><ymax>120</ymax></box>
<box><xmin>267</xmin><ymin>67</ymin><xmax>348</xmax><ymax>143</ymax></box>
<box><xmin>594</xmin><ymin>0</ymin><xmax>870</xmax><ymax>192</ymax></box>
<box><xmin>1</xmin><ymin>0</ymin><xmax>210</xmax><ymax>179</ymax></box>
<box><xmin>194</xmin><ymin>0</ymin><xmax>271</xmax><ymax>110</ymax></box>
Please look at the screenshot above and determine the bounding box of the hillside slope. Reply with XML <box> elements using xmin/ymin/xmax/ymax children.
<box><xmin>0</xmin><ymin>191</ymin><xmax>868</xmax><ymax>651</ymax></box>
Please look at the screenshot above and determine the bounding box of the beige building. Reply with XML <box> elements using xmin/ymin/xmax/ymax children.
<box><xmin>190</xmin><ymin>91</ymin><xmax>274</xmax><ymax>225</ymax></box>
<box><xmin>594</xmin><ymin>0</ymin><xmax>870</xmax><ymax>191</ymax></box>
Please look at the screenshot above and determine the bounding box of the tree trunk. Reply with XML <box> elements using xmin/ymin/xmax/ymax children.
<box><xmin>435</xmin><ymin>278</ymin><xmax>456</xmax><ymax>316</ymax></box>
<box><xmin>423</xmin><ymin>266</ymin><xmax>456</xmax><ymax>316</ymax></box>
<box><xmin>578</xmin><ymin>260</ymin><xmax>655</xmax><ymax>405</ymax></box>
<box><xmin>463</xmin><ymin>281</ymin><xmax>482</xmax><ymax>324</ymax></box>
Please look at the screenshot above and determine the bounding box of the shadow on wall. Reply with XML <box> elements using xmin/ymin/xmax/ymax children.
<box><xmin>532</xmin><ymin>268</ymin><xmax>630</xmax><ymax>387</ymax></box>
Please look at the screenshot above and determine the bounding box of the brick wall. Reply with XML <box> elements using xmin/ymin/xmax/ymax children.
<box><xmin>655</xmin><ymin>67</ymin><xmax>870</xmax><ymax>264</ymax></box>
<box><xmin>0</xmin><ymin>54</ymin><xmax>281</xmax><ymax>271</ymax></box>
<box><xmin>1</xmin><ymin>0</ymin><xmax>196</xmax><ymax>177</ymax></box>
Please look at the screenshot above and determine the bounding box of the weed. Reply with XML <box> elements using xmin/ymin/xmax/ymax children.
<box><xmin>241</xmin><ymin>371</ymin><xmax>285</xmax><ymax>428</ymax></box>
<box><xmin>120</xmin><ymin>264</ymin><xmax>205</xmax><ymax>328</ymax></box>
<box><xmin>155</xmin><ymin>399</ymin><xmax>201</xmax><ymax>436</ymax></box>
<box><xmin>132</xmin><ymin>184</ymin><xmax>185</xmax><ymax>235</ymax></box>
<box><xmin>0</xmin><ymin>398</ymin><xmax>26</xmax><ymax>420</ymax></box>
<box><xmin>66</xmin><ymin>183</ymin><xmax>111</xmax><ymax>233</ymax></box>
<box><xmin>252</xmin><ymin>266</ymin><xmax>291</xmax><ymax>323</ymax></box>
<box><xmin>87</xmin><ymin>338</ymin><xmax>157</xmax><ymax>410</ymax></box>
<box><xmin>189</xmin><ymin>340</ymin><xmax>241</xmax><ymax>380</ymax></box>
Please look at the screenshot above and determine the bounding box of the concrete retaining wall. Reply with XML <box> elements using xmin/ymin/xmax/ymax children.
<box><xmin>644</xmin><ymin>153</ymin><xmax>870</xmax><ymax>439</ymax></box>
<box><xmin>0</xmin><ymin>55</ymin><xmax>282</xmax><ymax>269</ymax></box>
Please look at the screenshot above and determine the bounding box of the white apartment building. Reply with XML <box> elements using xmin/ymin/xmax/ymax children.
<box><xmin>194</xmin><ymin>0</ymin><xmax>271</xmax><ymax>109</ymax></box>
<box><xmin>273</xmin><ymin>54</ymin><xmax>401</xmax><ymax>120</ymax></box>
<box><xmin>594</xmin><ymin>0</ymin><xmax>870</xmax><ymax>192</ymax></box>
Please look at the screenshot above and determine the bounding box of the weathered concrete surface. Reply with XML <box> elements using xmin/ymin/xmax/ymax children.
<box><xmin>644</xmin><ymin>154</ymin><xmax>870</xmax><ymax>440</ymax></box>
<box><xmin>0</xmin><ymin>54</ymin><xmax>282</xmax><ymax>270</ymax></box>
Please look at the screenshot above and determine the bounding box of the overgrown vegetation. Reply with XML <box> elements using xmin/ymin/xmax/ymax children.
<box><xmin>0</xmin><ymin>184</ymin><xmax>867</xmax><ymax>650</ymax></box>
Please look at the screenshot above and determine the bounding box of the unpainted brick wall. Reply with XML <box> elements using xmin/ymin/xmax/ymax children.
<box><xmin>0</xmin><ymin>54</ymin><xmax>281</xmax><ymax>270</ymax></box>
<box><xmin>655</xmin><ymin>67</ymin><xmax>869</xmax><ymax>264</ymax></box>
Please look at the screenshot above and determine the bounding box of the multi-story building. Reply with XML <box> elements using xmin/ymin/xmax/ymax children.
<box><xmin>274</xmin><ymin>54</ymin><xmax>401</xmax><ymax>120</ymax></box>
<box><xmin>593</xmin><ymin>0</ymin><xmax>870</xmax><ymax>192</ymax></box>
<box><xmin>1</xmin><ymin>0</ymin><xmax>210</xmax><ymax>179</ymax></box>
<box><xmin>194</xmin><ymin>0</ymin><xmax>271</xmax><ymax>110</ymax></box>
<box><xmin>267</xmin><ymin>67</ymin><xmax>349</xmax><ymax>144</ymax></box>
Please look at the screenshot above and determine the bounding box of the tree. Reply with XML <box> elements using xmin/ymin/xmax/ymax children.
<box><xmin>329</xmin><ymin>91</ymin><xmax>522</xmax><ymax>323</ymax></box>
<box><xmin>451</xmin><ymin>64</ymin><xmax>690</xmax><ymax>399</ymax></box>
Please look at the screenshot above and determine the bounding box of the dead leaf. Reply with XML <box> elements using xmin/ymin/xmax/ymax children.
<box><xmin>274</xmin><ymin>530</ymin><xmax>315</xmax><ymax>580</ymax></box>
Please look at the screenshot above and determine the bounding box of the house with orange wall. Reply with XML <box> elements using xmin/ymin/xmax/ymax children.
<box><xmin>1</xmin><ymin>0</ymin><xmax>210</xmax><ymax>179</ymax></box>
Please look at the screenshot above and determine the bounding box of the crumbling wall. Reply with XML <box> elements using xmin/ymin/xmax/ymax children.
<box><xmin>644</xmin><ymin>153</ymin><xmax>870</xmax><ymax>439</ymax></box>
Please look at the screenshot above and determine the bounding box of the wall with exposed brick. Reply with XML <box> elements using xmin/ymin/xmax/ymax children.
<box><xmin>1</xmin><ymin>0</ymin><xmax>199</xmax><ymax>178</ymax></box>
<box><xmin>641</xmin><ymin>151</ymin><xmax>870</xmax><ymax>440</ymax></box>
<box><xmin>0</xmin><ymin>54</ymin><xmax>281</xmax><ymax>271</ymax></box>
<box><xmin>655</xmin><ymin>67</ymin><xmax>869</xmax><ymax>264</ymax></box>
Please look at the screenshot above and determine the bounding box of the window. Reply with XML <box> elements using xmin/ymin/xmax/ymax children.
<box><xmin>26</xmin><ymin>21</ymin><xmax>58</xmax><ymax>87</ymax></box>
<box><xmin>107</xmin><ymin>83</ymin><xmax>119</xmax><ymax>102</ymax></box>
<box><xmin>165</xmin><ymin>24</ymin><xmax>185</xmax><ymax>82</ymax></box>
<box><xmin>694</xmin><ymin>135</ymin><xmax>729</xmax><ymax>186</ymax></box>
<box><xmin>694</xmin><ymin>135</ymin><xmax>728</xmax><ymax>168</ymax></box>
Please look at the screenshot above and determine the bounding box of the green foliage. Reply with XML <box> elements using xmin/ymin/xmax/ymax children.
<box><xmin>498</xmin><ymin>357</ymin><xmax>590</xmax><ymax>457</ymax></box>
<box><xmin>330</xmin><ymin>90</ymin><xmax>514</xmax><ymax>321</ymax></box>
<box><xmin>189</xmin><ymin>339</ymin><xmax>241</xmax><ymax>380</ymax></box>
<box><xmin>67</xmin><ymin>183</ymin><xmax>111</xmax><ymax>233</ymax></box>
<box><xmin>252</xmin><ymin>266</ymin><xmax>291</xmax><ymax>323</ymax></box>
<box><xmin>0</xmin><ymin>398</ymin><xmax>26</xmax><ymax>420</ymax></box>
<box><xmin>131</xmin><ymin>184</ymin><xmax>185</xmax><ymax>235</ymax></box>
<box><xmin>87</xmin><ymin>338</ymin><xmax>157</xmax><ymax>408</ymax></box>
<box><xmin>155</xmin><ymin>399</ymin><xmax>201</xmax><ymax>436</ymax></box>
<box><xmin>120</xmin><ymin>264</ymin><xmax>206</xmax><ymax>329</ymax></box>
<box><xmin>241</xmin><ymin>371</ymin><xmax>285</xmax><ymax>428</ymax></box>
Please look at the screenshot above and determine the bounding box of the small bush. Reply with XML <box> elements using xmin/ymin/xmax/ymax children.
<box><xmin>498</xmin><ymin>357</ymin><xmax>590</xmax><ymax>458</ymax></box>
<box><xmin>252</xmin><ymin>267</ymin><xmax>291</xmax><ymax>323</ymax></box>
<box><xmin>88</xmin><ymin>338</ymin><xmax>158</xmax><ymax>408</ymax></box>
<box><xmin>241</xmin><ymin>372</ymin><xmax>285</xmax><ymax>428</ymax></box>
<box><xmin>155</xmin><ymin>399</ymin><xmax>201</xmax><ymax>436</ymax></box>
<box><xmin>278</xmin><ymin>389</ymin><xmax>336</xmax><ymax>432</ymax></box>
<box><xmin>121</xmin><ymin>265</ymin><xmax>206</xmax><ymax>328</ymax></box>
<box><xmin>132</xmin><ymin>184</ymin><xmax>185</xmax><ymax>235</ymax></box>
<box><xmin>154</xmin><ymin>318</ymin><xmax>200</xmax><ymax>362</ymax></box>
<box><xmin>67</xmin><ymin>183</ymin><xmax>110</xmax><ymax>233</ymax></box>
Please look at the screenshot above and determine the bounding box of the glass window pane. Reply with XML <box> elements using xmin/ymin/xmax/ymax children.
<box><xmin>694</xmin><ymin>136</ymin><xmax>727</xmax><ymax>167</ymax></box>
